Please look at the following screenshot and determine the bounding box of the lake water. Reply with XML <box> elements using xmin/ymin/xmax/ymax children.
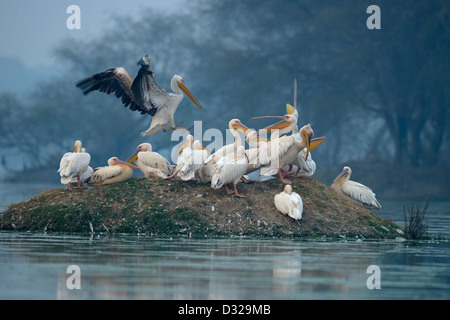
<box><xmin>0</xmin><ymin>183</ymin><xmax>449</xmax><ymax>300</ymax></box>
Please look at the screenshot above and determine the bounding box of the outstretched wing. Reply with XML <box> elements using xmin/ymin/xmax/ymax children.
<box><xmin>131</xmin><ymin>66</ymin><xmax>169</xmax><ymax>116</ymax></box>
<box><xmin>76</xmin><ymin>67</ymin><xmax>141</xmax><ymax>113</ymax></box>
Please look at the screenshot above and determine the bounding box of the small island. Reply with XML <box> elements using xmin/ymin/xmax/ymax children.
<box><xmin>0</xmin><ymin>177</ymin><xmax>401</xmax><ymax>239</ymax></box>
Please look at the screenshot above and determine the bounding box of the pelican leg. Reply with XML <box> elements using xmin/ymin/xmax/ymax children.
<box><xmin>277</xmin><ymin>168</ymin><xmax>292</xmax><ymax>184</ymax></box>
<box><xmin>164</xmin><ymin>124</ymin><xmax>194</xmax><ymax>133</ymax></box>
<box><xmin>280</xmin><ymin>168</ymin><xmax>295</xmax><ymax>176</ymax></box>
<box><xmin>225</xmin><ymin>185</ymin><xmax>234</xmax><ymax>195</ymax></box>
<box><xmin>232</xmin><ymin>184</ymin><xmax>246</xmax><ymax>198</ymax></box>
<box><xmin>240</xmin><ymin>176</ymin><xmax>256</xmax><ymax>183</ymax></box>
<box><xmin>75</xmin><ymin>175</ymin><xmax>82</xmax><ymax>189</ymax></box>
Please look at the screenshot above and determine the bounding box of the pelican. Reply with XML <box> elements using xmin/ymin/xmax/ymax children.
<box><xmin>283</xmin><ymin>105</ymin><xmax>317</xmax><ymax>177</ymax></box>
<box><xmin>211</xmin><ymin>145</ymin><xmax>248</xmax><ymax>197</ymax></box>
<box><xmin>274</xmin><ymin>185</ymin><xmax>303</xmax><ymax>220</ymax></box>
<box><xmin>68</xmin><ymin>148</ymin><xmax>93</xmax><ymax>188</ymax></box>
<box><xmin>282</xmin><ymin>80</ymin><xmax>319</xmax><ymax>177</ymax></box>
<box><xmin>244</xmin><ymin>129</ymin><xmax>269</xmax><ymax>176</ymax></box>
<box><xmin>85</xmin><ymin>157</ymin><xmax>139</xmax><ymax>186</ymax></box>
<box><xmin>70</xmin><ymin>166</ymin><xmax>93</xmax><ymax>188</ymax></box>
<box><xmin>127</xmin><ymin>143</ymin><xmax>174</xmax><ymax>179</ymax></box>
<box><xmin>331</xmin><ymin>166</ymin><xmax>381</xmax><ymax>210</ymax></box>
<box><xmin>57</xmin><ymin>140</ymin><xmax>91</xmax><ymax>189</ymax></box>
<box><xmin>76</xmin><ymin>55</ymin><xmax>203</xmax><ymax>136</ymax></box>
<box><xmin>253</xmin><ymin>115</ymin><xmax>326</xmax><ymax>183</ymax></box>
<box><xmin>205</xmin><ymin>119</ymin><xmax>249</xmax><ymax>165</ymax></box>
<box><xmin>168</xmin><ymin>134</ymin><xmax>209</xmax><ymax>181</ymax></box>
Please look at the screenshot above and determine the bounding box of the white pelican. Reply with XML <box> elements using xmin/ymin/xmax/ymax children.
<box><xmin>68</xmin><ymin>148</ymin><xmax>93</xmax><ymax>188</ymax></box>
<box><xmin>168</xmin><ymin>134</ymin><xmax>209</xmax><ymax>181</ymax></box>
<box><xmin>283</xmin><ymin>106</ymin><xmax>318</xmax><ymax>177</ymax></box>
<box><xmin>205</xmin><ymin>119</ymin><xmax>249</xmax><ymax>165</ymax></box>
<box><xmin>331</xmin><ymin>166</ymin><xmax>381</xmax><ymax>210</ymax></box>
<box><xmin>284</xmin><ymin>79</ymin><xmax>317</xmax><ymax>176</ymax></box>
<box><xmin>70</xmin><ymin>166</ymin><xmax>93</xmax><ymax>188</ymax></box>
<box><xmin>211</xmin><ymin>145</ymin><xmax>248</xmax><ymax>197</ymax></box>
<box><xmin>85</xmin><ymin>157</ymin><xmax>139</xmax><ymax>186</ymax></box>
<box><xmin>254</xmin><ymin>115</ymin><xmax>326</xmax><ymax>183</ymax></box>
<box><xmin>76</xmin><ymin>55</ymin><xmax>203</xmax><ymax>136</ymax></box>
<box><xmin>57</xmin><ymin>140</ymin><xmax>91</xmax><ymax>189</ymax></box>
<box><xmin>274</xmin><ymin>185</ymin><xmax>303</xmax><ymax>220</ymax></box>
<box><xmin>126</xmin><ymin>142</ymin><xmax>174</xmax><ymax>179</ymax></box>
<box><xmin>244</xmin><ymin>129</ymin><xmax>268</xmax><ymax>176</ymax></box>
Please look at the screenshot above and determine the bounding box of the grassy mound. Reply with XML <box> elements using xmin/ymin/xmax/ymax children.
<box><xmin>0</xmin><ymin>177</ymin><xmax>401</xmax><ymax>239</ymax></box>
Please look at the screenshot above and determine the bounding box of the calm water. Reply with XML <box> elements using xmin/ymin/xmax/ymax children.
<box><xmin>0</xmin><ymin>183</ymin><xmax>449</xmax><ymax>300</ymax></box>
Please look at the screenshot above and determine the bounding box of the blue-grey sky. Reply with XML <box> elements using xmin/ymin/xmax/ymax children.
<box><xmin>0</xmin><ymin>0</ymin><xmax>185</xmax><ymax>93</ymax></box>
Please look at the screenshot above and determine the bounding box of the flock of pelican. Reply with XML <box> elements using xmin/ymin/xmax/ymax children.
<box><xmin>57</xmin><ymin>55</ymin><xmax>381</xmax><ymax>221</ymax></box>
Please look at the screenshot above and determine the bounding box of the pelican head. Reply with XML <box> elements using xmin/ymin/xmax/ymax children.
<box><xmin>108</xmin><ymin>157</ymin><xmax>139</xmax><ymax>169</ymax></box>
<box><xmin>333</xmin><ymin>166</ymin><xmax>352</xmax><ymax>184</ymax></box>
<box><xmin>73</xmin><ymin>140</ymin><xmax>83</xmax><ymax>152</ymax></box>
<box><xmin>284</xmin><ymin>184</ymin><xmax>293</xmax><ymax>194</ymax></box>
<box><xmin>177</xmin><ymin>134</ymin><xmax>194</xmax><ymax>154</ymax></box>
<box><xmin>126</xmin><ymin>143</ymin><xmax>152</xmax><ymax>163</ymax></box>
<box><xmin>230</xmin><ymin>119</ymin><xmax>250</xmax><ymax>134</ymax></box>
<box><xmin>172</xmin><ymin>75</ymin><xmax>203</xmax><ymax>110</ymax></box>
<box><xmin>137</xmin><ymin>55</ymin><xmax>152</xmax><ymax>70</ymax></box>
<box><xmin>254</xmin><ymin>114</ymin><xmax>297</xmax><ymax>136</ymax></box>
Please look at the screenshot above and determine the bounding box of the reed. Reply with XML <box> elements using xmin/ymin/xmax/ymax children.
<box><xmin>402</xmin><ymin>199</ymin><xmax>430</xmax><ymax>240</ymax></box>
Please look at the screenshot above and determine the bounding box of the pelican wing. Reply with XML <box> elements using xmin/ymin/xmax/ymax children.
<box><xmin>258</xmin><ymin>136</ymin><xmax>296</xmax><ymax>176</ymax></box>
<box><xmin>131</xmin><ymin>66</ymin><xmax>169</xmax><ymax>116</ymax></box>
<box><xmin>296</xmin><ymin>148</ymin><xmax>316</xmax><ymax>176</ymax></box>
<box><xmin>86</xmin><ymin>165</ymin><xmax>124</xmax><ymax>185</ymax></box>
<box><xmin>58</xmin><ymin>153</ymin><xmax>90</xmax><ymax>178</ymax></box>
<box><xmin>341</xmin><ymin>180</ymin><xmax>381</xmax><ymax>209</ymax></box>
<box><xmin>138</xmin><ymin>152</ymin><xmax>173</xmax><ymax>176</ymax></box>
<box><xmin>76</xmin><ymin>67</ymin><xmax>143</xmax><ymax>112</ymax></box>
<box><xmin>211</xmin><ymin>153</ymin><xmax>248</xmax><ymax>188</ymax></box>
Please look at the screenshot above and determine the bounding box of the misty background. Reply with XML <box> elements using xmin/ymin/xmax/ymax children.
<box><xmin>0</xmin><ymin>0</ymin><xmax>449</xmax><ymax>199</ymax></box>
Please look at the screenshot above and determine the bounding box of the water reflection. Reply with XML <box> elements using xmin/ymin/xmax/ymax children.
<box><xmin>1</xmin><ymin>232</ymin><xmax>448</xmax><ymax>300</ymax></box>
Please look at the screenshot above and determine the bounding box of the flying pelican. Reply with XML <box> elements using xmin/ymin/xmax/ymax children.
<box><xmin>274</xmin><ymin>185</ymin><xmax>303</xmax><ymax>220</ymax></box>
<box><xmin>168</xmin><ymin>134</ymin><xmax>209</xmax><ymax>181</ymax></box>
<box><xmin>331</xmin><ymin>166</ymin><xmax>381</xmax><ymax>210</ymax></box>
<box><xmin>211</xmin><ymin>145</ymin><xmax>248</xmax><ymax>197</ymax></box>
<box><xmin>58</xmin><ymin>140</ymin><xmax>91</xmax><ymax>189</ymax></box>
<box><xmin>126</xmin><ymin>143</ymin><xmax>174</xmax><ymax>179</ymax></box>
<box><xmin>85</xmin><ymin>157</ymin><xmax>139</xmax><ymax>186</ymax></box>
<box><xmin>205</xmin><ymin>119</ymin><xmax>249</xmax><ymax>165</ymax></box>
<box><xmin>76</xmin><ymin>55</ymin><xmax>203</xmax><ymax>136</ymax></box>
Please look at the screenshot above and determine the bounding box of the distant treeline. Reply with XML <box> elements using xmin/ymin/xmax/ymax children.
<box><xmin>1</xmin><ymin>0</ymin><xmax>449</xmax><ymax>187</ymax></box>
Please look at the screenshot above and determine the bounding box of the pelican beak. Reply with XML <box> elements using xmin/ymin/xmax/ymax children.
<box><xmin>232</xmin><ymin>122</ymin><xmax>250</xmax><ymax>134</ymax></box>
<box><xmin>114</xmin><ymin>158</ymin><xmax>139</xmax><ymax>169</ymax></box>
<box><xmin>286</xmin><ymin>103</ymin><xmax>296</xmax><ymax>115</ymax></box>
<box><xmin>202</xmin><ymin>145</ymin><xmax>212</xmax><ymax>154</ymax></box>
<box><xmin>73</xmin><ymin>146</ymin><xmax>77</xmax><ymax>152</ymax></box>
<box><xmin>126</xmin><ymin>151</ymin><xmax>139</xmax><ymax>164</ymax></box>
<box><xmin>333</xmin><ymin>169</ymin><xmax>349</xmax><ymax>184</ymax></box>
<box><xmin>305</xmin><ymin>136</ymin><xmax>327</xmax><ymax>160</ymax></box>
<box><xmin>177</xmin><ymin>139</ymin><xmax>190</xmax><ymax>154</ymax></box>
<box><xmin>177</xmin><ymin>81</ymin><xmax>203</xmax><ymax>110</ymax></box>
<box><xmin>253</xmin><ymin>116</ymin><xmax>291</xmax><ymax>134</ymax></box>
